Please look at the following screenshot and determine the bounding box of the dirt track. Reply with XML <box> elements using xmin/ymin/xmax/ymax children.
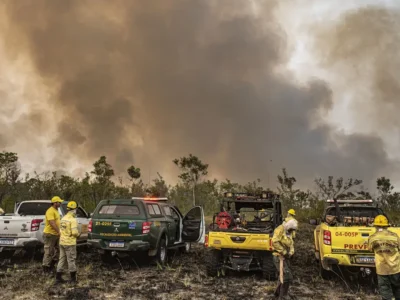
<box><xmin>0</xmin><ymin>225</ymin><xmax>381</xmax><ymax>300</ymax></box>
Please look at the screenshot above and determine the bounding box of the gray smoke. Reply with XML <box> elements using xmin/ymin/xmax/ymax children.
<box><xmin>0</xmin><ymin>0</ymin><xmax>397</xmax><ymax>189</ymax></box>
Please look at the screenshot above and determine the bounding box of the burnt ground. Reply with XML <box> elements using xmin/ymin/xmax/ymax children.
<box><xmin>0</xmin><ymin>225</ymin><xmax>381</xmax><ymax>300</ymax></box>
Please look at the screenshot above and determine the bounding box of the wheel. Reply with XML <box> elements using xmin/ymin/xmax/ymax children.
<box><xmin>319</xmin><ymin>261</ymin><xmax>332</xmax><ymax>280</ymax></box>
<box><xmin>205</xmin><ymin>249</ymin><xmax>222</xmax><ymax>277</ymax></box>
<box><xmin>156</xmin><ymin>238</ymin><xmax>168</xmax><ymax>266</ymax></box>
<box><xmin>180</xmin><ymin>242</ymin><xmax>191</xmax><ymax>254</ymax></box>
<box><xmin>261</xmin><ymin>252</ymin><xmax>277</xmax><ymax>281</ymax></box>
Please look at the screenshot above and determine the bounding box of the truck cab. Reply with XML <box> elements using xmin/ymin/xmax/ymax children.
<box><xmin>310</xmin><ymin>199</ymin><xmax>400</xmax><ymax>279</ymax></box>
<box><xmin>87</xmin><ymin>197</ymin><xmax>205</xmax><ymax>265</ymax></box>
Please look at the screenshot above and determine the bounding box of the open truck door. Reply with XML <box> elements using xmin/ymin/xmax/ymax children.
<box><xmin>182</xmin><ymin>206</ymin><xmax>205</xmax><ymax>243</ymax></box>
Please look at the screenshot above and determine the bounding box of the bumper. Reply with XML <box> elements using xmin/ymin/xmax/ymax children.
<box><xmin>88</xmin><ymin>239</ymin><xmax>150</xmax><ymax>252</ymax></box>
<box><xmin>0</xmin><ymin>238</ymin><xmax>42</xmax><ymax>250</ymax></box>
<box><xmin>322</xmin><ymin>254</ymin><xmax>376</xmax><ymax>268</ymax></box>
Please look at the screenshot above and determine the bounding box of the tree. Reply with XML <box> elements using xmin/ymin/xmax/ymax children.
<box><xmin>127</xmin><ymin>166</ymin><xmax>141</xmax><ymax>180</ymax></box>
<box><xmin>173</xmin><ymin>154</ymin><xmax>208</xmax><ymax>206</ymax></box>
<box><xmin>314</xmin><ymin>176</ymin><xmax>362</xmax><ymax>200</ymax></box>
<box><xmin>377</xmin><ymin>177</ymin><xmax>400</xmax><ymax>210</ymax></box>
<box><xmin>90</xmin><ymin>156</ymin><xmax>115</xmax><ymax>205</ymax></box>
<box><xmin>147</xmin><ymin>173</ymin><xmax>169</xmax><ymax>197</ymax></box>
<box><xmin>0</xmin><ymin>152</ymin><xmax>21</xmax><ymax>206</ymax></box>
<box><xmin>277</xmin><ymin>168</ymin><xmax>301</xmax><ymax>210</ymax></box>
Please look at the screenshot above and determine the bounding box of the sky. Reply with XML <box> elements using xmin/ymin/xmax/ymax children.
<box><xmin>0</xmin><ymin>0</ymin><xmax>399</xmax><ymax>193</ymax></box>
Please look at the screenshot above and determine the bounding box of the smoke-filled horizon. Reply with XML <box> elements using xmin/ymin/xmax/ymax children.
<box><xmin>0</xmin><ymin>0</ymin><xmax>399</xmax><ymax>192</ymax></box>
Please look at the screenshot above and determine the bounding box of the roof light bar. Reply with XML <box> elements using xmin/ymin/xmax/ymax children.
<box><xmin>326</xmin><ymin>199</ymin><xmax>373</xmax><ymax>203</ymax></box>
<box><xmin>132</xmin><ymin>197</ymin><xmax>168</xmax><ymax>201</ymax></box>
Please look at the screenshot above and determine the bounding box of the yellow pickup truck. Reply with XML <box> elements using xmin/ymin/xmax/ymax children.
<box><xmin>310</xmin><ymin>199</ymin><xmax>400</xmax><ymax>279</ymax></box>
<box><xmin>205</xmin><ymin>192</ymin><xmax>282</xmax><ymax>280</ymax></box>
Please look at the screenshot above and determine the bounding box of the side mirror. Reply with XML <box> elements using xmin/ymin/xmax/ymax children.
<box><xmin>309</xmin><ymin>219</ymin><xmax>317</xmax><ymax>225</ymax></box>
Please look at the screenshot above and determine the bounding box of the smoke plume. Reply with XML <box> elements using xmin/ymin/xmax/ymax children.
<box><xmin>0</xmin><ymin>0</ymin><xmax>398</xmax><ymax>189</ymax></box>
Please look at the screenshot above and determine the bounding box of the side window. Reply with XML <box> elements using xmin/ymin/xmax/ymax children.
<box><xmin>76</xmin><ymin>207</ymin><xmax>86</xmax><ymax>218</ymax></box>
<box><xmin>162</xmin><ymin>206</ymin><xmax>172</xmax><ymax>217</ymax></box>
<box><xmin>170</xmin><ymin>207</ymin><xmax>180</xmax><ymax>220</ymax></box>
<box><xmin>147</xmin><ymin>204</ymin><xmax>162</xmax><ymax>216</ymax></box>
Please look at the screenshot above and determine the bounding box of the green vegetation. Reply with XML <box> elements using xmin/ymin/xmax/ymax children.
<box><xmin>0</xmin><ymin>151</ymin><xmax>399</xmax><ymax>222</ymax></box>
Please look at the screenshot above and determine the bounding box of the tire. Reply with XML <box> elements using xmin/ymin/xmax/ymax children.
<box><xmin>261</xmin><ymin>252</ymin><xmax>277</xmax><ymax>281</ymax></box>
<box><xmin>205</xmin><ymin>249</ymin><xmax>222</xmax><ymax>277</ymax></box>
<box><xmin>319</xmin><ymin>261</ymin><xmax>332</xmax><ymax>280</ymax></box>
<box><xmin>180</xmin><ymin>242</ymin><xmax>191</xmax><ymax>254</ymax></box>
<box><xmin>156</xmin><ymin>237</ymin><xmax>168</xmax><ymax>266</ymax></box>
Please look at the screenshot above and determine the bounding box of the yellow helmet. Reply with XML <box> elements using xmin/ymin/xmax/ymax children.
<box><xmin>288</xmin><ymin>209</ymin><xmax>296</xmax><ymax>216</ymax></box>
<box><xmin>373</xmin><ymin>215</ymin><xmax>389</xmax><ymax>227</ymax></box>
<box><xmin>51</xmin><ymin>196</ymin><xmax>63</xmax><ymax>203</ymax></box>
<box><xmin>67</xmin><ymin>201</ymin><xmax>77</xmax><ymax>210</ymax></box>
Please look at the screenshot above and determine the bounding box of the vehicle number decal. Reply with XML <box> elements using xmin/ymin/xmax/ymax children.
<box><xmin>95</xmin><ymin>221</ymin><xmax>112</xmax><ymax>226</ymax></box>
<box><xmin>335</xmin><ymin>232</ymin><xmax>358</xmax><ymax>237</ymax></box>
<box><xmin>128</xmin><ymin>222</ymin><xmax>136</xmax><ymax>229</ymax></box>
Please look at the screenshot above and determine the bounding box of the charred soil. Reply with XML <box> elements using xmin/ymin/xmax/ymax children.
<box><xmin>0</xmin><ymin>225</ymin><xmax>380</xmax><ymax>299</ymax></box>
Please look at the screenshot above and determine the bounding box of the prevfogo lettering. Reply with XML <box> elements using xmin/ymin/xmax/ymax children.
<box><xmin>344</xmin><ymin>244</ymin><xmax>368</xmax><ymax>250</ymax></box>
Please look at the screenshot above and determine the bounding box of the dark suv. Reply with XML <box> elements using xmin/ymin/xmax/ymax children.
<box><xmin>88</xmin><ymin>197</ymin><xmax>205</xmax><ymax>264</ymax></box>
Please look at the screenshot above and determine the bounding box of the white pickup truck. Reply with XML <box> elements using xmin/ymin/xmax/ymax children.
<box><xmin>0</xmin><ymin>200</ymin><xmax>91</xmax><ymax>254</ymax></box>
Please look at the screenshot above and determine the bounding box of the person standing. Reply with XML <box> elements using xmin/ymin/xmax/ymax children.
<box><xmin>368</xmin><ymin>215</ymin><xmax>400</xmax><ymax>300</ymax></box>
<box><xmin>42</xmin><ymin>196</ymin><xmax>63</xmax><ymax>273</ymax></box>
<box><xmin>284</xmin><ymin>209</ymin><xmax>297</xmax><ymax>239</ymax></box>
<box><xmin>56</xmin><ymin>201</ymin><xmax>80</xmax><ymax>284</ymax></box>
<box><xmin>272</xmin><ymin>219</ymin><xmax>298</xmax><ymax>299</ymax></box>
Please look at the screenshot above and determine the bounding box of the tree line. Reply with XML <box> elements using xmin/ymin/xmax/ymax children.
<box><xmin>0</xmin><ymin>151</ymin><xmax>399</xmax><ymax>221</ymax></box>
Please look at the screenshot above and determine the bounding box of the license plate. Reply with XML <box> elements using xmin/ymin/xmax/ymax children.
<box><xmin>355</xmin><ymin>256</ymin><xmax>375</xmax><ymax>264</ymax></box>
<box><xmin>109</xmin><ymin>242</ymin><xmax>124</xmax><ymax>248</ymax></box>
<box><xmin>0</xmin><ymin>239</ymin><xmax>14</xmax><ymax>245</ymax></box>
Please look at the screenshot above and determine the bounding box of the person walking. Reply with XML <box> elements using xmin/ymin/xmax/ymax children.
<box><xmin>272</xmin><ymin>219</ymin><xmax>298</xmax><ymax>299</ymax></box>
<box><xmin>42</xmin><ymin>196</ymin><xmax>63</xmax><ymax>273</ymax></box>
<box><xmin>368</xmin><ymin>215</ymin><xmax>400</xmax><ymax>300</ymax></box>
<box><xmin>56</xmin><ymin>201</ymin><xmax>80</xmax><ymax>284</ymax></box>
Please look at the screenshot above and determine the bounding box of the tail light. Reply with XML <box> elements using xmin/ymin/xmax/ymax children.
<box><xmin>88</xmin><ymin>219</ymin><xmax>92</xmax><ymax>232</ymax></box>
<box><xmin>323</xmin><ymin>230</ymin><xmax>331</xmax><ymax>245</ymax></box>
<box><xmin>142</xmin><ymin>222</ymin><xmax>152</xmax><ymax>234</ymax></box>
<box><xmin>204</xmin><ymin>235</ymin><xmax>209</xmax><ymax>247</ymax></box>
<box><xmin>31</xmin><ymin>219</ymin><xmax>43</xmax><ymax>231</ymax></box>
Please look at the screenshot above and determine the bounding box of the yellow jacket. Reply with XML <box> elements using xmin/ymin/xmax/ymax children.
<box><xmin>43</xmin><ymin>206</ymin><xmax>60</xmax><ymax>235</ymax></box>
<box><xmin>0</xmin><ymin>207</ymin><xmax>4</xmax><ymax>215</ymax></box>
<box><xmin>368</xmin><ymin>228</ymin><xmax>400</xmax><ymax>275</ymax></box>
<box><xmin>272</xmin><ymin>224</ymin><xmax>294</xmax><ymax>257</ymax></box>
<box><xmin>60</xmin><ymin>211</ymin><xmax>80</xmax><ymax>246</ymax></box>
<box><xmin>284</xmin><ymin>215</ymin><xmax>297</xmax><ymax>239</ymax></box>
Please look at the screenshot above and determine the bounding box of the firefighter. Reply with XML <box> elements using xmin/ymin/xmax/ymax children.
<box><xmin>283</xmin><ymin>209</ymin><xmax>297</xmax><ymax>239</ymax></box>
<box><xmin>0</xmin><ymin>207</ymin><xmax>4</xmax><ymax>215</ymax></box>
<box><xmin>272</xmin><ymin>219</ymin><xmax>298</xmax><ymax>299</ymax></box>
<box><xmin>42</xmin><ymin>196</ymin><xmax>63</xmax><ymax>273</ymax></box>
<box><xmin>368</xmin><ymin>215</ymin><xmax>400</xmax><ymax>300</ymax></box>
<box><xmin>56</xmin><ymin>201</ymin><xmax>80</xmax><ymax>284</ymax></box>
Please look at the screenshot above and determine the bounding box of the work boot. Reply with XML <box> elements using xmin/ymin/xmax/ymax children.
<box><xmin>69</xmin><ymin>272</ymin><xmax>77</xmax><ymax>285</ymax></box>
<box><xmin>55</xmin><ymin>272</ymin><xmax>65</xmax><ymax>283</ymax></box>
<box><xmin>274</xmin><ymin>283</ymin><xmax>281</xmax><ymax>297</ymax></box>
<box><xmin>279</xmin><ymin>282</ymin><xmax>290</xmax><ymax>299</ymax></box>
<box><xmin>49</xmin><ymin>260</ymin><xmax>57</xmax><ymax>273</ymax></box>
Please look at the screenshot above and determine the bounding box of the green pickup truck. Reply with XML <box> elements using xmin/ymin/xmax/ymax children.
<box><xmin>88</xmin><ymin>197</ymin><xmax>205</xmax><ymax>264</ymax></box>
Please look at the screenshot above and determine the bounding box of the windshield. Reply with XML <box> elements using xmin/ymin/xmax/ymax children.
<box><xmin>18</xmin><ymin>202</ymin><xmax>50</xmax><ymax>216</ymax></box>
<box><xmin>98</xmin><ymin>205</ymin><xmax>140</xmax><ymax>216</ymax></box>
<box><xmin>325</xmin><ymin>206</ymin><xmax>384</xmax><ymax>218</ymax></box>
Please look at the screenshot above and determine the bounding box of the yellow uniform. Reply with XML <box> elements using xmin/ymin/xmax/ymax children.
<box><xmin>44</xmin><ymin>206</ymin><xmax>60</xmax><ymax>235</ymax></box>
<box><xmin>60</xmin><ymin>212</ymin><xmax>79</xmax><ymax>245</ymax></box>
<box><xmin>272</xmin><ymin>224</ymin><xmax>294</xmax><ymax>257</ymax></box>
<box><xmin>368</xmin><ymin>229</ymin><xmax>400</xmax><ymax>275</ymax></box>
